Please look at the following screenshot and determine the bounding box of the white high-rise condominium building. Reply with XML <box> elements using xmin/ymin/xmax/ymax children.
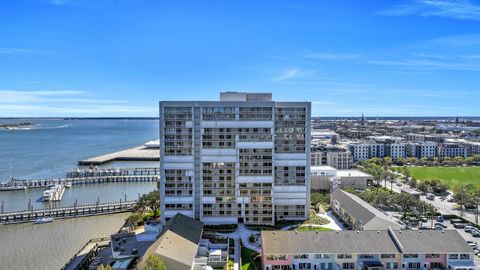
<box><xmin>159</xmin><ymin>92</ymin><xmax>311</xmax><ymax>225</ymax></box>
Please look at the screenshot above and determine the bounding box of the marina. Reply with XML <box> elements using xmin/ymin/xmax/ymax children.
<box><xmin>0</xmin><ymin>182</ymin><xmax>155</xmax><ymax>212</ymax></box>
<box><xmin>42</xmin><ymin>184</ymin><xmax>65</xmax><ymax>201</ymax></box>
<box><xmin>0</xmin><ymin>167</ymin><xmax>159</xmax><ymax>191</ymax></box>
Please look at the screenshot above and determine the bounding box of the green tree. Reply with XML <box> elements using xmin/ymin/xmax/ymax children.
<box><xmin>126</xmin><ymin>212</ymin><xmax>144</xmax><ymax>227</ymax></box>
<box><xmin>140</xmin><ymin>255</ymin><xmax>167</xmax><ymax>270</ymax></box>
<box><xmin>135</xmin><ymin>190</ymin><xmax>160</xmax><ymax>217</ymax></box>
<box><xmin>395</xmin><ymin>193</ymin><xmax>416</xmax><ymax>219</ymax></box>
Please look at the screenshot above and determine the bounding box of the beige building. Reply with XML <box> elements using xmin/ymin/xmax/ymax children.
<box><xmin>310</xmin><ymin>166</ymin><xmax>373</xmax><ymax>192</ymax></box>
<box><xmin>311</xmin><ymin>150</ymin><xmax>352</xmax><ymax>169</ymax></box>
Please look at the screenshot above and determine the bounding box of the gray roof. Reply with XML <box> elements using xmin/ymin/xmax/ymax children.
<box><xmin>261</xmin><ymin>230</ymin><xmax>474</xmax><ymax>255</ymax></box>
<box><xmin>392</xmin><ymin>230</ymin><xmax>473</xmax><ymax>254</ymax></box>
<box><xmin>331</xmin><ymin>189</ymin><xmax>399</xmax><ymax>229</ymax></box>
<box><xmin>142</xmin><ymin>214</ymin><xmax>204</xmax><ymax>270</ymax></box>
<box><xmin>261</xmin><ymin>230</ymin><xmax>400</xmax><ymax>254</ymax></box>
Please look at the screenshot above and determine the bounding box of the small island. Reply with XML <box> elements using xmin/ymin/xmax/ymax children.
<box><xmin>0</xmin><ymin>122</ymin><xmax>34</xmax><ymax>130</ymax></box>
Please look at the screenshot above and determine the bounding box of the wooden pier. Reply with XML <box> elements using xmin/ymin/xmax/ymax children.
<box><xmin>0</xmin><ymin>175</ymin><xmax>159</xmax><ymax>190</ymax></box>
<box><xmin>0</xmin><ymin>200</ymin><xmax>137</xmax><ymax>224</ymax></box>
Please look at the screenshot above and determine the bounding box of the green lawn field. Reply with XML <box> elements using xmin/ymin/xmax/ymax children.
<box><xmin>406</xmin><ymin>166</ymin><xmax>480</xmax><ymax>188</ymax></box>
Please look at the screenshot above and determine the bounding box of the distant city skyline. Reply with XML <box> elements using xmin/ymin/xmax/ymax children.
<box><xmin>1</xmin><ymin>0</ymin><xmax>480</xmax><ymax>117</ymax></box>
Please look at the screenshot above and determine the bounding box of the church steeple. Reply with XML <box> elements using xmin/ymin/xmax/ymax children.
<box><xmin>361</xmin><ymin>113</ymin><xmax>365</xmax><ymax>126</ymax></box>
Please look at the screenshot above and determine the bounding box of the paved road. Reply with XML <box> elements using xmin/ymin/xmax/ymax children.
<box><xmin>382</xmin><ymin>180</ymin><xmax>480</xmax><ymax>225</ymax></box>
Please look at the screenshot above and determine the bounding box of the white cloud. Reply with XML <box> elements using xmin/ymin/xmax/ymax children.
<box><xmin>0</xmin><ymin>90</ymin><xmax>156</xmax><ymax>117</ymax></box>
<box><xmin>0</xmin><ymin>48</ymin><xmax>36</xmax><ymax>55</ymax></box>
<box><xmin>271</xmin><ymin>68</ymin><xmax>301</xmax><ymax>81</ymax></box>
<box><xmin>0</xmin><ymin>90</ymin><xmax>87</xmax><ymax>103</ymax></box>
<box><xmin>378</xmin><ymin>0</ymin><xmax>480</xmax><ymax>20</ymax></box>
<box><xmin>300</xmin><ymin>52</ymin><xmax>359</xmax><ymax>61</ymax></box>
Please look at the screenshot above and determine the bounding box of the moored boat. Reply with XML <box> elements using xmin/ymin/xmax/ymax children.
<box><xmin>33</xmin><ymin>217</ymin><xmax>54</xmax><ymax>224</ymax></box>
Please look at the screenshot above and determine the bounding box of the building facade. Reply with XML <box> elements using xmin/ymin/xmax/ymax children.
<box><xmin>261</xmin><ymin>229</ymin><xmax>476</xmax><ymax>270</ymax></box>
<box><xmin>159</xmin><ymin>92</ymin><xmax>311</xmax><ymax>225</ymax></box>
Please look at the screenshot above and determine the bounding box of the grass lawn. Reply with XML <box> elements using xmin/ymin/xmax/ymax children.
<box><xmin>296</xmin><ymin>226</ymin><xmax>334</xmax><ymax>231</ymax></box>
<box><xmin>406</xmin><ymin>166</ymin><xmax>480</xmax><ymax>188</ymax></box>
<box><xmin>241</xmin><ymin>247</ymin><xmax>261</xmax><ymax>270</ymax></box>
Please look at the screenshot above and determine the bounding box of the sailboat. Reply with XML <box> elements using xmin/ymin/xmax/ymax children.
<box><xmin>0</xmin><ymin>161</ymin><xmax>27</xmax><ymax>191</ymax></box>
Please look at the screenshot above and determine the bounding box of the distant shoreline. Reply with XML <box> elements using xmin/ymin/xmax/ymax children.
<box><xmin>0</xmin><ymin>117</ymin><xmax>159</xmax><ymax>120</ymax></box>
<box><xmin>0</xmin><ymin>116</ymin><xmax>480</xmax><ymax>121</ymax></box>
<box><xmin>0</xmin><ymin>123</ymin><xmax>34</xmax><ymax>130</ymax></box>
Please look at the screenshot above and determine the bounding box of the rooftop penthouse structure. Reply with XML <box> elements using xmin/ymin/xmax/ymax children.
<box><xmin>159</xmin><ymin>92</ymin><xmax>311</xmax><ymax>225</ymax></box>
<box><xmin>261</xmin><ymin>229</ymin><xmax>476</xmax><ymax>270</ymax></box>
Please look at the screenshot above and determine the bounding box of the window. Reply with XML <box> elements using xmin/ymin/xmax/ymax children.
<box><xmin>293</xmin><ymin>254</ymin><xmax>308</xmax><ymax>259</ymax></box>
<box><xmin>358</xmin><ymin>254</ymin><xmax>374</xmax><ymax>259</ymax></box>
<box><xmin>342</xmin><ymin>263</ymin><xmax>355</xmax><ymax>270</ymax></box>
<box><xmin>460</xmin><ymin>254</ymin><xmax>470</xmax><ymax>260</ymax></box>
<box><xmin>407</xmin><ymin>262</ymin><xmax>421</xmax><ymax>269</ymax></box>
<box><xmin>337</xmin><ymin>254</ymin><xmax>352</xmax><ymax>259</ymax></box>
<box><xmin>386</xmin><ymin>262</ymin><xmax>398</xmax><ymax>269</ymax></box>
<box><xmin>430</xmin><ymin>262</ymin><xmax>443</xmax><ymax>269</ymax></box>
<box><xmin>381</xmin><ymin>254</ymin><xmax>395</xmax><ymax>259</ymax></box>
<box><xmin>298</xmin><ymin>263</ymin><xmax>311</xmax><ymax>270</ymax></box>
<box><xmin>449</xmin><ymin>254</ymin><xmax>459</xmax><ymax>260</ymax></box>
<box><xmin>425</xmin><ymin>254</ymin><xmax>440</xmax><ymax>259</ymax></box>
<box><xmin>266</xmin><ymin>255</ymin><xmax>287</xmax><ymax>261</ymax></box>
<box><xmin>403</xmin><ymin>254</ymin><xmax>418</xmax><ymax>259</ymax></box>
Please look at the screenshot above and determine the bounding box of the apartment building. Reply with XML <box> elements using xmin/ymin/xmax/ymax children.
<box><xmin>261</xmin><ymin>229</ymin><xmax>476</xmax><ymax>270</ymax></box>
<box><xmin>466</xmin><ymin>142</ymin><xmax>480</xmax><ymax>156</ymax></box>
<box><xmin>159</xmin><ymin>92</ymin><xmax>311</xmax><ymax>226</ymax></box>
<box><xmin>438</xmin><ymin>141</ymin><xmax>468</xmax><ymax>158</ymax></box>
<box><xmin>311</xmin><ymin>150</ymin><xmax>352</xmax><ymax>170</ymax></box>
<box><xmin>405</xmin><ymin>142</ymin><xmax>437</xmax><ymax>159</ymax></box>
<box><xmin>349</xmin><ymin>141</ymin><xmax>437</xmax><ymax>161</ymax></box>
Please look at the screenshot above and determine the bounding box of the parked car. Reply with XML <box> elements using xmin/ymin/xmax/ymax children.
<box><xmin>435</xmin><ymin>223</ymin><xmax>447</xmax><ymax>228</ymax></box>
<box><xmin>396</xmin><ymin>182</ymin><xmax>402</xmax><ymax>187</ymax></box>
<box><xmin>472</xmin><ymin>230</ymin><xmax>480</xmax><ymax>237</ymax></box>
<box><xmin>426</xmin><ymin>193</ymin><xmax>435</xmax><ymax>200</ymax></box>
<box><xmin>454</xmin><ymin>223</ymin><xmax>468</xmax><ymax>229</ymax></box>
<box><xmin>436</xmin><ymin>216</ymin><xmax>444</xmax><ymax>222</ymax></box>
<box><xmin>421</xmin><ymin>217</ymin><xmax>428</xmax><ymax>223</ymax></box>
<box><xmin>465</xmin><ymin>226</ymin><xmax>475</xmax><ymax>233</ymax></box>
<box><xmin>450</xmin><ymin>219</ymin><xmax>464</xmax><ymax>225</ymax></box>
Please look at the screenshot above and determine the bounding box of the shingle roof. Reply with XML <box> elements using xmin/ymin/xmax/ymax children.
<box><xmin>392</xmin><ymin>230</ymin><xmax>473</xmax><ymax>254</ymax></box>
<box><xmin>261</xmin><ymin>230</ymin><xmax>474</xmax><ymax>255</ymax></box>
<box><xmin>142</xmin><ymin>214</ymin><xmax>204</xmax><ymax>270</ymax></box>
<box><xmin>331</xmin><ymin>189</ymin><xmax>373</xmax><ymax>222</ymax></box>
<box><xmin>261</xmin><ymin>230</ymin><xmax>400</xmax><ymax>254</ymax></box>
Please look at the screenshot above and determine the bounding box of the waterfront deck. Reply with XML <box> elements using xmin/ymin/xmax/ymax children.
<box><xmin>78</xmin><ymin>145</ymin><xmax>159</xmax><ymax>166</ymax></box>
<box><xmin>0</xmin><ymin>201</ymin><xmax>137</xmax><ymax>224</ymax></box>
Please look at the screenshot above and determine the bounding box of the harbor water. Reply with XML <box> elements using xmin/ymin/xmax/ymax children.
<box><xmin>0</xmin><ymin>182</ymin><xmax>156</xmax><ymax>212</ymax></box>
<box><xmin>0</xmin><ymin>118</ymin><xmax>159</xmax><ymax>180</ymax></box>
<box><xmin>0</xmin><ymin>213</ymin><xmax>130</xmax><ymax>270</ymax></box>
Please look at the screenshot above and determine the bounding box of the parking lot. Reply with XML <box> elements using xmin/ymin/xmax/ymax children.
<box><xmin>420</xmin><ymin>218</ymin><xmax>480</xmax><ymax>265</ymax></box>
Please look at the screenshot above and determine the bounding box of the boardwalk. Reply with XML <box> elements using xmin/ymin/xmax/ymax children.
<box><xmin>0</xmin><ymin>201</ymin><xmax>137</xmax><ymax>224</ymax></box>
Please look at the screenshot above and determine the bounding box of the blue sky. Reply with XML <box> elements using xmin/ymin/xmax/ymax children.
<box><xmin>1</xmin><ymin>0</ymin><xmax>480</xmax><ymax>117</ymax></box>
